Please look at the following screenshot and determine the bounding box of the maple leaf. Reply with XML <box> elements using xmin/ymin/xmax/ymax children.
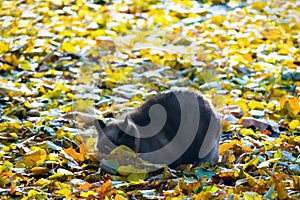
<box><xmin>64</xmin><ymin>143</ymin><xmax>88</xmax><ymax>163</ymax></box>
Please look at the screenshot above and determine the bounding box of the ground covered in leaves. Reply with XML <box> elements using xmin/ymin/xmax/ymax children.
<box><xmin>0</xmin><ymin>0</ymin><xmax>300</xmax><ymax>199</ymax></box>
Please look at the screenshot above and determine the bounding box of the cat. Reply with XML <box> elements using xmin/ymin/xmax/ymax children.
<box><xmin>95</xmin><ymin>90</ymin><xmax>222</xmax><ymax>169</ymax></box>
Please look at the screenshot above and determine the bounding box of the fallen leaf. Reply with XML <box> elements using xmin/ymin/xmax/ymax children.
<box><xmin>289</xmin><ymin>120</ymin><xmax>299</xmax><ymax>130</ymax></box>
<box><xmin>242</xmin><ymin>117</ymin><xmax>279</xmax><ymax>133</ymax></box>
<box><xmin>272</xmin><ymin>173</ymin><xmax>289</xmax><ymax>200</ymax></box>
<box><xmin>78</xmin><ymin>182</ymin><xmax>92</xmax><ymax>191</ymax></box>
<box><xmin>219</xmin><ymin>140</ymin><xmax>253</xmax><ymax>156</ymax></box>
<box><xmin>22</xmin><ymin>149</ymin><xmax>47</xmax><ymax>168</ymax></box>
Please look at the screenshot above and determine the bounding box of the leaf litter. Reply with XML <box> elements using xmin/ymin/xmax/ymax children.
<box><xmin>0</xmin><ymin>0</ymin><xmax>299</xmax><ymax>199</ymax></box>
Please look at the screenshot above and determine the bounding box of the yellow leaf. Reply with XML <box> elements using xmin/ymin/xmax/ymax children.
<box><xmin>54</xmin><ymin>188</ymin><xmax>71</xmax><ymax>197</ymax></box>
<box><xmin>117</xmin><ymin>165</ymin><xmax>136</xmax><ymax>176</ymax></box>
<box><xmin>241</xmin><ymin>53</ymin><xmax>253</xmax><ymax>64</ymax></box>
<box><xmin>287</xmin><ymin>97</ymin><xmax>300</xmax><ymax>116</ymax></box>
<box><xmin>266</xmin><ymin>102</ymin><xmax>275</xmax><ymax>110</ymax></box>
<box><xmin>236</xmin><ymin>100</ymin><xmax>249</xmax><ymax>112</ymax></box>
<box><xmin>73</xmin><ymin>99</ymin><xmax>94</xmax><ymax>112</ymax></box>
<box><xmin>248</xmin><ymin>101</ymin><xmax>265</xmax><ymax>110</ymax></box>
<box><xmin>0</xmin><ymin>64</ymin><xmax>14</xmax><ymax>71</ymax></box>
<box><xmin>273</xmin><ymin>173</ymin><xmax>289</xmax><ymax>200</ymax></box>
<box><xmin>240</xmin><ymin>128</ymin><xmax>255</xmax><ymax>136</ymax></box>
<box><xmin>281</xmin><ymin>96</ymin><xmax>300</xmax><ymax>117</ymax></box>
<box><xmin>59</xmin><ymin>30</ymin><xmax>74</xmax><ymax>37</ymax></box>
<box><xmin>222</xmin><ymin>120</ymin><xmax>231</xmax><ymax>132</ymax></box>
<box><xmin>274</xmin><ymin>151</ymin><xmax>282</xmax><ymax>159</ymax></box>
<box><xmin>80</xmin><ymin>191</ymin><xmax>96</xmax><ymax>198</ymax></box>
<box><xmin>19</xmin><ymin>60</ymin><xmax>31</xmax><ymax>70</ymax></box>
<box><xmin>192</xmin><ymin>190</ymin><xmax>212</xmax><ymax>200</ymax></box>
<box><xmin>34</xmin><ymin>178</ymin><xmax>51</xmax><ymax>186</ymax></box>
<box><xmin>0</xmin><ymin>170</ymin><xmax>12</xmax><ymax>186</ymax></box>
<box><xmin>115</xmin><ymin>194</ymin><xmax>128</xmax><ymax>200</ymax></box>
<box><xmin>280</xmin><ymin>96</ymin><xmax>288</xmax><ymax>107</ymax></box>
<box><xmin>62</xmin><ymin>41</ymin><xmax>76</xmax><ymax>53</ymax></box>
<box><xmin>9</xmin><ymin>133</ymin><xmax>18</xmax><ymax>138</ymax></box>
<box><xmin>262</xmin><ymin>29</ymin><xmax>282</xmax><ymax>40</ymax></box>
<box><xmin>127</xmin><ymin>171</ymin><xmax>147</xmax><ymax>182</ymax></box>
<box><xmin>31</xmin><ymin>167</ymin><xmax>49</xmax><ymax>175</ymax></box>
<box><xmin>287</xmin><ymin>62</ymin><xmax>298</xmax><ymax>69</ymax></box>
<box><xmin>0</xmin><ymin>41</ymin><xmax>10</xmax><ymax>53</ymax></box>
<box><xmin>22</xmin><ymin>149</ymin><xmax>47</xmax><ymax>168</ymax></box>
<box><xmin>243</xmin><ymin>191</ymin><xmax>262</xmax><ymax>200</ymax></box>
<box><xmin>252</xmin><ymin>1</ymin><xmax>266</xmax><ymax>10</ymax></box>
<box><xmin>243</xmin><ymin>156</ymin><xmax>260</xmax><ymax>170</ymax></box>
<box><xmin>54</xmin><ymin>82</ymin><xmax>69</xmax><ymax>92</ymax></box>
<box><xmin>91</xmin><ymin>29</ymin><xmax>106</xmax><ymax>38</ymax></box>
<box><xmin>24</xmin><ymin>101</ymin><xmax>32</xmax><ymax>109</ymax></box>
<box><xmin>41</xmin><ymin>89</ymin><xmax>62</xmax><ymax>98</ymax></box>
<box><xmin>49</xmin><ymin>169</ymin><xmax>74</xmax><ymax>181</ymax></box>
<box><xmin>292</xmin><ymin>176</ymin><xmax>300</xmax><ymax>191</ymax></box>
<box><xmin>277</xmin><ymin>44</ymin><xmax>290</xmax><ymax>55</ymax></box>
<box><xmin>66</xmin><ymin>92</ymin><xmax>74</xmax><ymax>99</ymax></box>
<box><xmin>179</xmin><ymin>180</ymin><xmax>202</xmax><ymax>194</ymax></box>
<box><xmin>28</xmin><ymin>190</ymin><xmax>39</xmax><ymax>198</ymax></box>
<box><xmin>210</xmin><ymin>16</ymin><xmax>226</xmax><ymax>25</ymax></box>
<box><xmin>219</xmin><ymin>140</ymin><xmax>253</xmax><ymax>155</ymax></box>
<box><xmin>64</xmin><ymin>147</ymin><xmax>84</xmax><ymax>162</ymax></box>
<box><xmin>59</xmin><ymin>104</ymin><xmax>72</xmax><ymax>112</ymax></box>
<box><xmin>2</xmin><ymin>54</ymin><xmax>19</xmax><ymax>67</ymax></box>
<box><xmin>237</xmin><ymin>39</ymin><xmax>250</xmax><ymax>48</ymax></box>
<box><xmin>289</xmin><ymin>120</ymin><xmax>299</xmax><ymax>130</ymax></box>
<box><xmin>80</xmin><ymin>143</ymin><xmax>89</xmax><ymax>155</ymax></box>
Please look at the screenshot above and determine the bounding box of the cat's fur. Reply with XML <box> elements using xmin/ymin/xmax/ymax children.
<box><xmin>95</xmin><ymin>91</ymin><xmax>221</xmax><ymax>168</ymax></box>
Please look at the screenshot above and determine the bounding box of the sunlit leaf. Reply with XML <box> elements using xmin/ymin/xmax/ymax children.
<box><xmin>243</xmin><ymin>191</ymin><xmax>262</xmax><ymax>200</ymax></box>
<box><xmin>78</xmin><ymin>182</ymin><xmax>92</xmax><ymax>191</ymax></box>
<box><xmin>22</xmin><ymin>149</ymin><xmax>47</xmax><ymax>168</ymax></box>
<box><xmin>251</xmin><ymin>1</ymin><xmax>266</xmax><ymax>10</ymax></box>
<box><xmin>272</xmin><ymin>173</ymin><xmax>289</xmax><ymax>200</ymax></box>
<box><xmin>62</xmin><ymin>41</ymin><xmax>76</xmax><ymax>53</ymax></box>
<box><xmin>219</xmin><ymin>140</ymin><xmax>253</xmax><ymax>155</ymax></box>
<box><xmin>34</xmin><ymin>178</ymin><xmax>51</xmax><ymax>186</ymax></box>
<box><xmin>210</xmin><ymin>16</ymin><xmax>226</xmax><ymax>25</ymax></box>
<box><xmin>31</xmin><ymin>167</ymin><xmax>49</xmax><ymax>175</ymax></box>
<box><xmin>0</xmin><ymin>41</ymin><xmax>10</xmax><ymax>53</ymax></box>
<box><xmin>115</xmin><ymin>194</ymin><xmax>128</xmax><ymax>200</ymax></box>
<box><xmin>49</xmin><ymin>168</ymin><xmax>74</xmax><ymax>181</ymax></box>
<box><xmin>96</xmin><ymin>180</ymin><xmax>115</xmax><ymax>197</ymax></box>
<box><xmin>289</xmin><ymin>120</ymin><xmax>299</xmax><ymax>130</ymax></box>
<box><xmin>80</xmin><ymin>191</ymin><xmax>96</xmax><ymax>198</ymax></box>
<box><xmin>19</xmin><ymin>60</ymin><xmax>31</xmax><ymax>70</ymax></box>
<box><xmin>64</xmin><ymin>143</ymin><xmax>88</xmax><ymax>163</ymax></box>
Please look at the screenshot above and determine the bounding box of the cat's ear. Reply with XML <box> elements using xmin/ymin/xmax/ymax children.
<box><xmin>99</xmin><ymin>120</ymin><xmax>106</xmax><ymax>129</ymax></box>
<box><xmin>94</xmin><ymin>119</ymin><xmax>106</xmax><ymax>135</ymax></box>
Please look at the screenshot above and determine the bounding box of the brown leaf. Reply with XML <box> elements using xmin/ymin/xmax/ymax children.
<box><xmin>78</xmin><ymin>182</ymin><xmax>92</xmax><ymax>191</ymax></box>
<box><xmin>64</xmin><ymin>148</ymin><xmax>83</xmax><ymax>163</ymax></box>
<box><xmin>22</xmin><ymin>149</ymin><xmax>47</xmax><ymax>168</ymax></box>
<box><xmin>31</xmin><ymin>167</ymin><xmax>49</xmax><ymax>175</ymax></box>
<box><xmin>272</xmin><ymin>173</ymin><xmax>289</xmax><ymax>200</ymax></box>
<box><xmin>96</xmin><ymin>180</ymin><xmax>115</xmax><ymax>198</ymax></box>
<box><xmin>219</xmin><ymin>140</ymin><xmax>253</xmax><ymax>156</ymax></box>
<box><xmin>241</xmin><ymin>117</ymin><xmax>279</xmax><ymax>133</ymax></box>
<box><xmin>192</xmin><ymin>191</ymin><xmax>212</xmax><ymax>200</ymax></box>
